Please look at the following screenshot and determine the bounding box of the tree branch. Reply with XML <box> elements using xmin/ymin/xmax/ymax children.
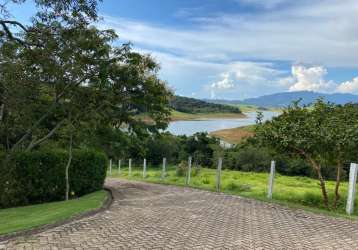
<box><xmin>0</xmin><ymin>20</ymin><xmax>28</xmax><ymax>45</ymax></box>
<box><xmin>0</xmin><ymin>20</ymin><xmax>28</xmax><ymax>32</ymax></box>
<box><xmin>26</xmin><ymin>119</ymin><xmax>66</xmax><ymax>151</ymax></box>
<box><xmin>10</xmin><ymin>76</ymin><xmax>90</xmax><ymax>152</ymax></box>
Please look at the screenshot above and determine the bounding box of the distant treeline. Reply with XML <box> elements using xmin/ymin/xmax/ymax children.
<box><xmin>171</xmin><ymin>96</ymin><xmax>242</xmax><ymax>114</ymax></box>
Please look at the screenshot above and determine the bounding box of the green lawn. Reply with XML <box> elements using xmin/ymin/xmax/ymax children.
<box><xmin>109</xmin><ymin>166</ymin><xmax>358</xmax><ymax>217</ymax></box>
<box><xmin>0</xmin><ymin>190</ymin><xmax>107</xmax><ymax>235</ymax></box>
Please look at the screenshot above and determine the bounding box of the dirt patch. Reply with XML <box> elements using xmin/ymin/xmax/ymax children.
<box><xmin>210</xmin><ymin>127</ymin><xmax>254</xmax><ymax>144</ymax></box>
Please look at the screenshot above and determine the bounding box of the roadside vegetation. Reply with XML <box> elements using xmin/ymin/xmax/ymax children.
<box><xmin>110</xmin><ymin>167</ymin><xmax>357</xmax><ymax>217</ymax></box>
<box><xmin>0</xmin><ymin>190</ymin><xmax>107</xmax><ymax>235</ymax></box>
<box><xmin>107</xmin><ymin>100</ymin><xmax>358</xmax><ymax>215</ymax></box>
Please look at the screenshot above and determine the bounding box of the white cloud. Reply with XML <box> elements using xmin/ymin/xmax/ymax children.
<box><xmin>337</xmin><ymin>77</ymin><xmax>358</xmax><ymax>94</ymax></box>
<box><xmin>99</xmin><ymin>1</ymin><xmax>358</xmax><ymax>98</ymax></box>
<box><xmin>211</xmin><ymin>73</ymin><xmax>235</xmax><ymax>90</ymax></box>
<box><xmin>288</xmin><ymin>65</ymin><xmax>335</xmax><ymax>92</ymax></box>
<box><xmin>207</xmin><ymin>61</ymin><xmax>286</xmax><ymax>99</ymax></box>
<box><xmin>283</xmin><ymin>64</ymin><xmax>358</xmax><ymax>94</ymax></box>
<box><xmin>100</xmin><ymin>0</ymin><xmax>358</xmax><ymax>67</ymax></box>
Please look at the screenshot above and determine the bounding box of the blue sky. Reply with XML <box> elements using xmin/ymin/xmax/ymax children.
<box><xmin>8</xmin><ymin>0</ymin><xmax>358</xmax><ymax>99</ymax></box>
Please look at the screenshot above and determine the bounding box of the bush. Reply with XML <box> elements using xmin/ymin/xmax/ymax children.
<box><xmin>225</xmin><ymin>181</ymin><xmax>251</xmax><ymax>192</ymax></box>
<box><xmin>224</xmin><ymin>146</ymin><xmax>271</xmax><ymax>172</ymax></box>
<box><xmin>0</xmin><ymin>149</ymin><xmax>107</xmax><ymax>208</ymax></box>
<box><xmin>301</xmin><ymin>192</ymin><xmax>322</xmax><ymax>206</ymax></box>
<box><xmin>192</xmin><ymin>165</ymin><xmax>201</xmax><ymax>177</ymax></box>
<box><xmin>176</xmin><ymin>161</ymin><xmax>187</xmax><ymax>177</ymax></box>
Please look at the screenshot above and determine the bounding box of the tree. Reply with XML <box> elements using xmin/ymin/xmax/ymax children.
<box><xmin>254</xmin><ymin>100</ymin><xmax>332</xmax><ymax>207</ymax></box>
<box><xmin>0</xmin><ymin>0</ymin><xmax>173</xmax><ymax>201</ymax></box>
<box><xmin>325</xmin><ymin>104</ymin><xmax>358</xmax><ymax>208</ymax></box>
<box><xmin>1</xmin><ymin>0</ymin><xmax>100</xmax><ymax>45</ymax></box>
<box><xmin>254</xmin><ymin>100</ymin><xmax>358</xmax><ymax>209</ymax></box>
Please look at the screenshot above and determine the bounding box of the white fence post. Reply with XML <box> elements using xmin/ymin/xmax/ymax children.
<box><xmin>118</xmin><ymin>159</ymin><xmax>121</xmax><ymax>175</ymax></box>
<box><xmin>216</xmin><ymin>158</ymin><xmax>223</xmax><ymax>192</ymax></box>
<box><xmin>186</xmin><ymin>156</ymin><xmax>192</xmax><ymax>186</ymax></box>
<box><xmin>346</xmin><ymin>163</ymin><xmax>358</xmax><ymax>215</ymax></box>
<box><xmin>161</xmin><ymin>157</ymin><xmax>166</xmax><ymax>180</ymax></box>
<box><xmin>128</xmin><ymin>158</ymin><xmax>132</xmax><ymax>177</ymax></box>
<box><xmin>267</xmin><ymin>160</ymin><xmax>276</xmax><ymax>199</ymax></box>
<box><xmin>143</xmin><ymin>158</ymin><xmax>147</xmax><ymax>178</ymax></box>
<box><xmin>109</xmin><ymin>159</ymin><xmax>112</xmax><ymax>176</ymax></box>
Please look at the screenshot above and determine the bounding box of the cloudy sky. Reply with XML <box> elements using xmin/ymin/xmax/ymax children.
<box><xmin>11</xmin><ymin>0</ymin><xmax>358</xmax><ymax>99</ymax></box>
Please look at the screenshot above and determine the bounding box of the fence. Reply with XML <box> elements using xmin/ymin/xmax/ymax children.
<box><xmin>107</xmin><ymin>156</ymin><xmax>358</xmax><ymax>216</ymax></box>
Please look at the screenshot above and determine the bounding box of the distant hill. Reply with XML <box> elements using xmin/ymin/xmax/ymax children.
<box><xmin>171</xmin><ymin>96</ymin><xmax>242</xmax><ymax>114</ymax></box>
<box><xmin>207</xmin><ymin>91</ymin><xmax>358</xmax><ymax>108</ymax></box>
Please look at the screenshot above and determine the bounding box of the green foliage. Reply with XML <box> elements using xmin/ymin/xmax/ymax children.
<box><xmin>144</xmin><ymin>133</ymin><xmax>181</xmax><ymax>165</ymax></box>
<box><xmin>301</xmin><ymin>192</ymin><xmax>322</xmax><ymax>207</ymax></box>
<box><xmin>0</xmin><ymin>0</ymin><xmax>172</xmax><ymax>167</ymax></box>
<box><xmin>176</xmin><ymin>161</ymin><xmax>188</xmax><ymax>177</ymax></box>
<box><xmin>0</xmin><ymin>149</ymin><xmax>107</xmax><ymax>208</ymax></box>
<box><xmin>224</xmin><ymin>145</ymin><xmax>271</xmax><ymax>172</ymax></box>
<box><xmin>253</xmin><ymin>100</ymin><xmax>358</xmax><ymax>208</ymax></box>
<box><xmin>192</xmin><ymin>165</ymin><xmax>201</xmax><ymax>177</ymax></box>
<box><xmin>184</xmin><ymin>132</ymin><xmax>219</xmax><ymax>167</ymax></box>
<box><xmin>170</xmin><ymin>96</ymin><xmax>242</xmax><ymax>114</ymax></box>
<box><xmin>225</xmin><ymin>181</ymin><xmax>252</xmax><ymax>192</ymax></box>
<box><xmin>112</xmin><ymin>166</ymin><xmax>358</xmax><ymax>216</ymax></box>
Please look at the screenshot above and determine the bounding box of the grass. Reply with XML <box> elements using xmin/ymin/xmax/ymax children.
<box><xmin>0</xmin><ymin>190</ymin><xmax>108</xmax><ymax>235</ymax></box>
<box><xmin>135</xmin><ymin>111</ymin><xmax>246</xmax><ymax>123</ymax></box>
<box><xmin>109</xmin><ymin>166</ymin><xmax>358</xmax><ymax>218</ymax></box>
<box><xmin>170</xmin><ymin>111</ymin><xmax>246</xmax><ymax>121</ymax></box>
<box><xmin>210</xmin><ymin>125</ymin><xmax>256</xmax><ymax>144</ymax></box>
<box><xmin>231</xmin><ymin>104</ymin><xmax>283</xmax><ymax>113</ymax></box>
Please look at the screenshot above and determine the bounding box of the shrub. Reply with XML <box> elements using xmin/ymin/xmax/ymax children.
<box><xmin>0</xmin><ymin>149</ymin><xmax>107</xmax><ymax>208</ymax></box>
<box><xmin>225</xmin><ymin>181</ymin><xmax>251</xmax><ymax>192</ymax></box>
<box><xmin>301</xmin><ymin>192</ymin><xmax>322</xmax><ymax>206</ymax></box>
<box><xmin>202</xmin><ymin>178</ymin><xmax>210</xmax><ymax>185</ymax></box>
<box><xmin>176</xmin><ymin>161</ymin><xmax>188</xmax><ymax>177</ymax></box>
<box><xmin>192</xmin><ymin>165</ymin><xmax>201</xmax><ymax>177</ymax></box>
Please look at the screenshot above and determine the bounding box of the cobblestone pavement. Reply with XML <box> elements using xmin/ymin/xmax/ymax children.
<box><xmin>2</xmin><ymin>179</ymin><xmax>358</xmax><ymax>249</ymax></box>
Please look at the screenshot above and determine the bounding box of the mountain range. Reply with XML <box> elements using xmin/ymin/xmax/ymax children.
<box><xmin>206</xmin><ymin>91</ymin><xmax>358</xmax><ymax>108</ymax></box>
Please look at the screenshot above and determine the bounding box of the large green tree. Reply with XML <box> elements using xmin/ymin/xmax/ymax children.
<box><xmin>0</xmin><ymin>0</ymin><xmax>172</xmax><ymax>199</ymax></box>
<box><xmin>255</xmin><ymin>100</ymin><xmax>358</xmax><ymax>209</ymax></box>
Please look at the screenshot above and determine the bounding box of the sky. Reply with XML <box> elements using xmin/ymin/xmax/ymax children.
<box><xmin>8</xmin><ymin>0</ymin><xmax>358</xmax><ymax>99</ymax></box>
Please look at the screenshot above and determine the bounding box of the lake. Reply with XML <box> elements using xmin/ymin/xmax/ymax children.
<box><xmin>166</xmin><ymin>111</ymin><xmax>278</xmax><ymax>136</ymax></box>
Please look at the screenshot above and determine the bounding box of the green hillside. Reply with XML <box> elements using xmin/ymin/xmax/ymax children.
<box><xmin>171</xmin><ymin>96</ymin><xmax>242</xmax><ymax>114</ymax></box>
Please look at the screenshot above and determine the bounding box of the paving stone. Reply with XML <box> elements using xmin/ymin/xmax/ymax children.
<box><xmin>2</xmin><ymin>179</ymin><xmax>358</xmax><ymax>249</ymax></box>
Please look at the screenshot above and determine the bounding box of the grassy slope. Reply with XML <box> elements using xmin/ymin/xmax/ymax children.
<box><xmin>235</xmin><ymin>104</ymin><xmax>283</xmax><ymax>112</ymax></box>
<box><xmin>135</xmin><ymin>111</ymin><xmax>246</xmax><ymax>123</ymax></box>
<box><xmin>0</xmin><ymin>190</ymin><xmax>107</xmax><ymax>235</ymax></box>
<box><xmin>109</xmin><ymin>167</ymin><xmax>357</xmax><ymax>217</ymax></box>
<box><xmin>210</xmin><ymin>125</ymin><xmax>255</xmax><ymax>144</ymax></box>
<box><xmin>171</xmin><ymin>110</ymin><xmax>246</xmax><ymax>121</ymax></box>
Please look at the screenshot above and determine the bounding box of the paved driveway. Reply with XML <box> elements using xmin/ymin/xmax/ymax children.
<box><xmin>2</xmin><ymin>179</ymin><xmax>358</xmax><ymax>249</ymax></box>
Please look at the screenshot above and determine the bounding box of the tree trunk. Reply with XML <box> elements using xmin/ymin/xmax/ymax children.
<box><xmin>307</xmin><ymin>157</ymin><xmax>329</xmax><ymax>208</ymax></box>
<box><xmin>65</xmin><ymin>133</ymin><xmax>73</xmax><ymax>201</ymax></box>
<box><xmin>333</xmin><ymin>159</ymin><xmax>343</xmax><ymax>209</ymax></box>
<box><xmin>0</xmin><ymin>104</ymin><xmax>4</xmax><ymax>122</ymax></box>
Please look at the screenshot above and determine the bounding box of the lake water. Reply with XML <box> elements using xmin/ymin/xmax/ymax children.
<box><xmin>166</xmin><ymin>111</ymin><xmax>278</xmax><ymax>136</ymax></box>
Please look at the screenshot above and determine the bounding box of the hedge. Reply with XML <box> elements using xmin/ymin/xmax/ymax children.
<box><xmin>0</xmin><ymin>149</ymin><xmax>107</xmax><ymax>208</ymax></box>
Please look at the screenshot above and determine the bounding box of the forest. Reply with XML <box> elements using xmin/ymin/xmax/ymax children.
<box><xmin>170</xmin><ymin>95</ymin><xmax>242</xmax><ymax>114</ymax></box>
